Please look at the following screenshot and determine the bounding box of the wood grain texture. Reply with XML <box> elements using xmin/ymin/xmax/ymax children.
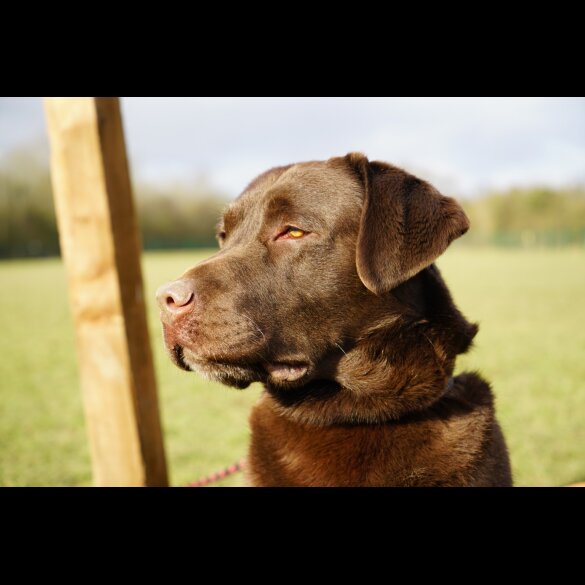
<box><xmin>44</xmin><ymin>97</ymin><xmax>168</xmax><ymax>486</ymax></box>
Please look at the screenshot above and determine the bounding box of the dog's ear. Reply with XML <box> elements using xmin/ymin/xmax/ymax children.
<box><xmin>345</xmin><ymin>152</ymin><xmax>470</xmax><ymax>295</ymax></box>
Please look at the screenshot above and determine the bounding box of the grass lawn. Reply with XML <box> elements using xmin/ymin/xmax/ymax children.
<box><xmin>0</xmin><ymin>248</ymin><xmax>584</xmax><ymax>486</ymax></box>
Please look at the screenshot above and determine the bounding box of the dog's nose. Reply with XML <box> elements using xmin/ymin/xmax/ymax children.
<box><xmin>156</xmin><ymin>279</ymin><xmax>196</xmax><ymax>317</ymax></box>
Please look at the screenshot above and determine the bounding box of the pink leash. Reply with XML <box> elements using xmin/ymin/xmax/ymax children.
<box><xmin>186</xmin><ymin>458</ymin><xmax>246</xmax><ymax>487</ymax></box>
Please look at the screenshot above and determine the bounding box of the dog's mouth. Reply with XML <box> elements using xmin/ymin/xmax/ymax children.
<box><xmin>171</xmin><ymin>345</ymin><xmax>190</xmax><ymax>371</ymax></box>
<box><xmin>262</xmin><ymin>361</ymin><xmax>309</xmax><ymax>382</ymax></box>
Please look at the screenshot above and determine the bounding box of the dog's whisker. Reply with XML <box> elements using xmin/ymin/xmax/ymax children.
<box><xmin>241</xmin><ymin>312</ymin><xmax>266</xmax><ymax>342</ymax></box>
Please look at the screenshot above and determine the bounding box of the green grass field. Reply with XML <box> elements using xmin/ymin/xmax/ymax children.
<box><xmin>1</xmin><ymin>248</ymin><xmax>584</xmax><ymax>486</ymax></box>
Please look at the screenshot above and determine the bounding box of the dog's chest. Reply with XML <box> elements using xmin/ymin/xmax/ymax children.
<box><xmin>246</xmin><ymin>394</ymin><xmax>488</xmax><ymax>487</ymax></box>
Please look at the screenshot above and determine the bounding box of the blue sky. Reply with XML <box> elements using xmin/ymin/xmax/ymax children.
<box><xmin>1</xmin><ymin>97</ymin><xmax>584</xmax><ymax>198</ymax></box>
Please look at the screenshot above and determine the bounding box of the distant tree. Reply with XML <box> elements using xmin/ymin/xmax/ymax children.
<box><xmin>135</xmin><ymin>182</ymin><xmax>228</xmax><ymax>249</ymax></box>
<box><xmin>461</xmin><ymin>185</ymin><xmax>585</xmax><ymax>247</ymax></box>
<box><xmin>0</xmin><ymin>146</ymin><xmax>59</xmax><ymax>257</ymax></box>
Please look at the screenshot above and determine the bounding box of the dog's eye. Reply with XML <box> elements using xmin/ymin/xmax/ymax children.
<box><xmin>275</xmin><ymin>226</ymin><xmax>309</xmax><ymax>241</ymax></box>
<box><xmin>287</xmin><ymin>227</ymin><xmax>305</xmax><ymax>239</ymax></box>
<box><xmin>217</xmin><ymin>231</ymin><xmax>226</xmax><ymax>245</ymax></box>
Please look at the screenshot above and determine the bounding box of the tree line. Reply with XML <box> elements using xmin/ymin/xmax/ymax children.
<box><xmin>1</xmin><ymin>147</ymin><xmax>584</xmax><ymax>258</ymax></box>
<box><xmin>461</xmin><ymin>185</ymin><xmax>585</xmax><ymax>247</ymax></box>
<box><xmin>0</xmin><ymin>147</ymin><xmax>228</xmax><ymax>258</ymax></box>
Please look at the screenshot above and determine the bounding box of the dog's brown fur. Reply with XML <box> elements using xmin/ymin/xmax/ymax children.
<box><xmin>158</xmin><ymin>153</ymin><xmax>512</xmax><ymax>487</ymax></box>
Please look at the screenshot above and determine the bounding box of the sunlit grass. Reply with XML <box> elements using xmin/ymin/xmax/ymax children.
<box><xmin>0</xmin><ymin>248</ymin><xmax>583</xmax><ymax>486</ymax></box>
<box><xmin>438</xmin><ymin>248</ymin><xmax>585</xmax><ymax>486</ymax></box>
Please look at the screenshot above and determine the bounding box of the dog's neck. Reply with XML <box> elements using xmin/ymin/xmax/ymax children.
<box><xmin>265</xmin><ymin>319</ymin><xmax>454</xmax><ymax>426</ymax></box>
<box><xmin>265</xmin><ymin>374</ymin><xmax>457</xmax><ymax>427</ymax></box>
<box><xmin>265</xmin><ymin>265</ymin><xmax>478</xmax><ymax>427</ymax></box>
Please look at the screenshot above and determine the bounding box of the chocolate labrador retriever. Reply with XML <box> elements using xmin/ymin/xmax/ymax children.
<box><xmin>156</xmin><ymin>153</ymin><xmax>512</xmax><ymax>487</ymax></box>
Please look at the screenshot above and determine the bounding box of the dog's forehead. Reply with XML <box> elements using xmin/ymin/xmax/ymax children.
<box><xmin>224</xmin><ymin>160</ymin><xmax>362</xmax><ymax>227</ymax></box>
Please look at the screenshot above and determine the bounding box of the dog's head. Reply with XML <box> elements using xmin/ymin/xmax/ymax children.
<box><xmin>157</xmin><ymin>153</ymin><xmax>475</xmax><ymax>419</ymax></box>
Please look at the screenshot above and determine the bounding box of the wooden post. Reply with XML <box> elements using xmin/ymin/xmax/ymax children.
<box><xmin>44</xmin><ymin>97</ymin><xmax>168</xmax><ymax>486</ymax></box>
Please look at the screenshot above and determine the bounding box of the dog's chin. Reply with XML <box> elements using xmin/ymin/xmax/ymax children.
<box><xmin>175</xmin><ymin>346</ymin><xmax>263</xmax><ymax>389</ymax></box>
<box><xmin>169</xmin><ymin>344</ymin><xmax>314</xmax><ymax>390</ymax></box>
<box><xmin>192</xmin><ymin>363</ymin><xmax>258</xmax><ymax>389</ymax></box>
